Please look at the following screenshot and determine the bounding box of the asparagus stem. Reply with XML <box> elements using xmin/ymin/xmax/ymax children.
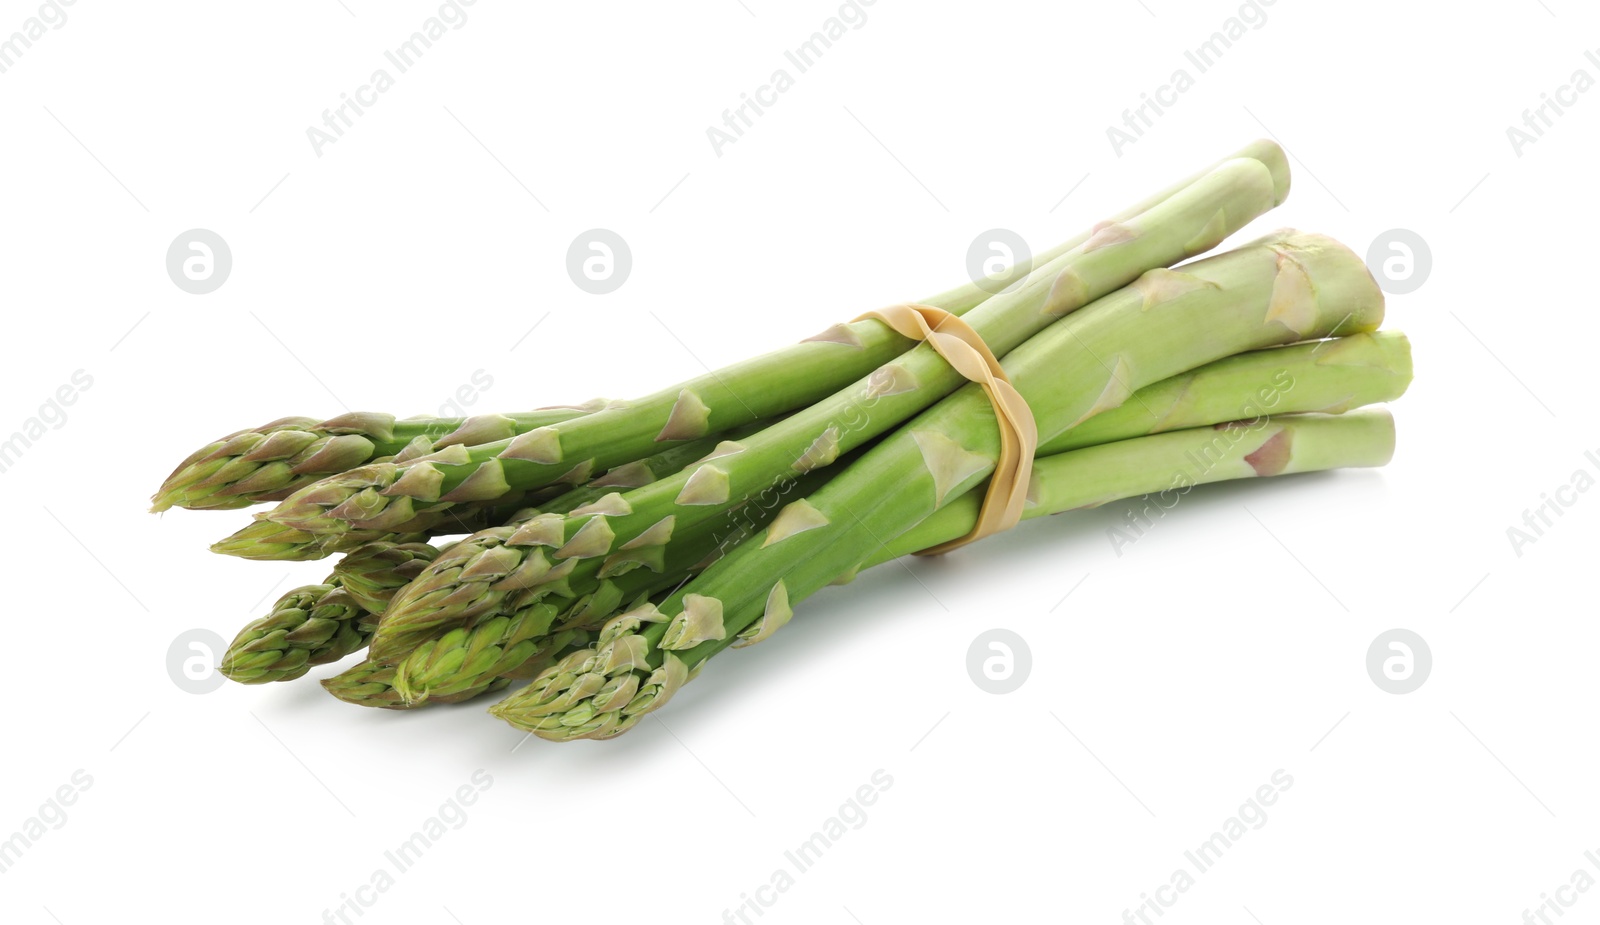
<box><xmin>926</xmin><ymin>138</ymin><xmax>1290</xmax><ymax>316</ymax></box>
<box><xmin>209</xmin><ymin>427</ymin><xmax>734</xmax><ymax>562</ymax></box>
<box><xmin>874</xmin><ymin>409</ymin><xmax>1396</xmax><ymax>566</ymax></box>
<box><xmin>263</xmin><ymin>144</ymin><xmax>1291</xmax><ymax>538</ymax></box>
<box><xmin>1037</xmin><ymin>330</ymin><xmax>1411</xmax><ymax>454</ymax></box>
<box><xmin>208</xmin><ymin>500</ymin><xmax>521</xmax><ymax>562</ymax></box>
<box><xmin>490</xmin><ymin>229</ymin><xmax>1388</xmax><ymax>739</ymax></box>
<box><xmin>152</xmin><ymin>408</ymin><xmax>585</xmax><ymax>512</ymax></box>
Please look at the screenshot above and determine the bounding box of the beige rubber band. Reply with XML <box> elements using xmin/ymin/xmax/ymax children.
<box><xmin>855</xmin><ymin>304</ymin><xmax>1038</xmax><ymax>556</ymax></box>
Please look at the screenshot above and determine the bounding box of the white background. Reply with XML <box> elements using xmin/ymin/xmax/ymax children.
<box><xmin>2</xmin><ymin>1</ymin><xmax>1596</xmax><ymax>923</ymax></box>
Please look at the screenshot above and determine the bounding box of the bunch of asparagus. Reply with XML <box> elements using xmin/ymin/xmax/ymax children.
<box><xmin>157</xmin><ymin>140</ymin><xmax>1412</xmax><ymax>742</ymax></box>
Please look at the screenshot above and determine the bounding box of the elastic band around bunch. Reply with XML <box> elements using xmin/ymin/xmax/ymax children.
<box><xmin>854</xmin><ymin>304</ymin><xmax>1038</xmax><ymax>556</ymax></box>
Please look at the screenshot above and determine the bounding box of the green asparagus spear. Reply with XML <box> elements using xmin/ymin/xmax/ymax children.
<box><xmin>1040</xmin><ymin>330</ymin><xmax>1412</xmax><ymax>452</ymax></box>
<box><xmin>331</xmin><ymin>542</ymin><xmax>444</xmax><ymax>614</ymax></box>
<box><xmin>153</xmin><ymin>407</ymin><xmax>589</xmax><ymax>512</ymax></box>
<box><xmin>218</xmin><ymin>541</ymin><xmax>447</xmax><ymax>683</ymax></box>
<box><xmin>321</xmin><ymin>659</ymin><xmax>518</xmax><ymax>710</ymax></box>
<box><xmin>219</xmin><ymin>585</ymin><xmax>368</xmax><ymax>684</ymax></box>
